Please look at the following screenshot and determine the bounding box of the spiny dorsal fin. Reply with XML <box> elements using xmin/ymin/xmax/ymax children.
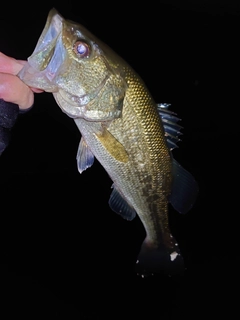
<box><xmin>157</xmin><ymin>103</ymin><xmax>183</xmax><ymax>151</ymax></box>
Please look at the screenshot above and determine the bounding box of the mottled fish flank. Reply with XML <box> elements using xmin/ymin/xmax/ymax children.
<box><xmin>18</xmin><ymin>8</ymin><xmax>199</xmax><ymax>276</ymax></box>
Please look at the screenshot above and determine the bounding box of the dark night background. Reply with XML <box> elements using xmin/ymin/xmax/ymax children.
<box><xmin>0</xmin><ymin>1</ymin><xmax>239</xmax><ymax>318</ymax></box>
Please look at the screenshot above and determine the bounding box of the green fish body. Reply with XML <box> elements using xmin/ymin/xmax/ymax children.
<box><xmin>18</xmin><ymin>8</ymin><xmax>199</xmax><ymax>276</ymax></box>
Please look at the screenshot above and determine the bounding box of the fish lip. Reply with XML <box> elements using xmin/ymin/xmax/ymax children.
<box><xmin>18</xmin><ymin>8</ymin><xmax>65</xmax><ymax>90</ymax></box>
<box><xmin>29</xmin><ymin>8</ymin><xmax>64</xmax><ymax>67</ymax></box>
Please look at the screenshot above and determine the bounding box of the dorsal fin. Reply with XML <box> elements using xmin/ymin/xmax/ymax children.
<box><xmin>157</xmin><ymin>103</ymin><xmax>183</xmax><ymax>151</ymax></box>
<box><xmin>169</xmin><ymin>159</ymin><xmax>199</xmax><ymax>214</ymax></box>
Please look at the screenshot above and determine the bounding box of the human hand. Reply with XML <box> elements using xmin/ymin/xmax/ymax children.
<box><xmin>0</xmin><ymin>52</ymin><xmax>43</xmax><ymax>110</ymax></box>
<box><xmin>0</xmin><ymin>52</ymin><xmax>43</xmax><ymax>154</ymax></box>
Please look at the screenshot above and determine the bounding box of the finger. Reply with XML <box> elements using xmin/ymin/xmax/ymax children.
<box><xmin>31</xmin><ymin>87</ymin><xmax>44</xmax><ymax>93</ymax></box>
<box><xmin>0</xmin><ymin>73</ymin><xmax>34</xmax><ymax>109</ymax></box>
<box><xmin>0</xmin><ymin>52</ymin><xmax>25</xmax><ymax>75</ymax></box>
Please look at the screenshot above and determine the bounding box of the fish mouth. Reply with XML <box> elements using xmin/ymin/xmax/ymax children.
<box><xmin>18</xmin><ymin>8</ymin><xmax>65</xmax><ymax>92</ymax></box>
<box><xmin>18</xmin><ymin>8</ymin><xmax>126</xmax><ymax>120</ymax></box>
<box><xmin>18</xmin><ymin>8</ymin><xmax>110</xmax><ymax>111</ymax></box>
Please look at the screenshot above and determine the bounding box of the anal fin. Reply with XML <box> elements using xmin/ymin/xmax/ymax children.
<box><xmin>109</xmin><ymin>186</ymin><xmax>137</xmax><ymax>221</ymax></box>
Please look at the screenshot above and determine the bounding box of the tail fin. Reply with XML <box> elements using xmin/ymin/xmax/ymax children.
<box><xmin>135</xmin><ymin>236</ymin><xmax>185</xmax><ymax>277</ymax></box>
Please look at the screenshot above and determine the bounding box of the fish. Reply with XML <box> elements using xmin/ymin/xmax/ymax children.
<box><xmin>18</xmin><ymin>8</ymin><xmax>199</xmax><ymax>276</ymax></box>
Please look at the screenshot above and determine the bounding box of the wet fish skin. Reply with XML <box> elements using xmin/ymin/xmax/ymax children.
<box><xmin>18</xmin><ymin>8</ymin><xmax>198</xmax><ymax>276</ymax></box>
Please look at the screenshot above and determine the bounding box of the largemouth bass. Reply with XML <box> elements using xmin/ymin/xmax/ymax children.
<box><xmin>18</xmin><ymin>8</ymin><xmax>198</xmax><ymax>276</ymax></box>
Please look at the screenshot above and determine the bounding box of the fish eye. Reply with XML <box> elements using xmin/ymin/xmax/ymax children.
<box><xmin>73</xmin><ymin>41</ymin><xmax>90</xmax><ymax>58</ymax></box>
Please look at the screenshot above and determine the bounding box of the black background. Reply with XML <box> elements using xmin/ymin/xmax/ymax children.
<box><xmin>1</xmin><ymin>1</ymin><xmax>240</xmax><ymax>319</ymax></box>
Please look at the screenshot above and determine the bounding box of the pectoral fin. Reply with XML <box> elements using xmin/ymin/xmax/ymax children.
<box><xmin>76</xmin><ymin>137</ymin><xmax>95</xmax><ymax>173</ymax></box>
<box><xmin>109</xmin><ymin>186</ymin><xmax>137</xmax><ymax>221</ymax></box>
<box><xmin>95</xmin><ymin>128</ymin><xmax>128</xmax><ymax>163</ymax></box>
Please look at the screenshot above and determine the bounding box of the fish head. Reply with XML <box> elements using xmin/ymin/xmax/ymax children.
<box><xmin>18</xmin><ymin>8</ymin><xmax>127</xmax><ymax>121</ymax></box>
